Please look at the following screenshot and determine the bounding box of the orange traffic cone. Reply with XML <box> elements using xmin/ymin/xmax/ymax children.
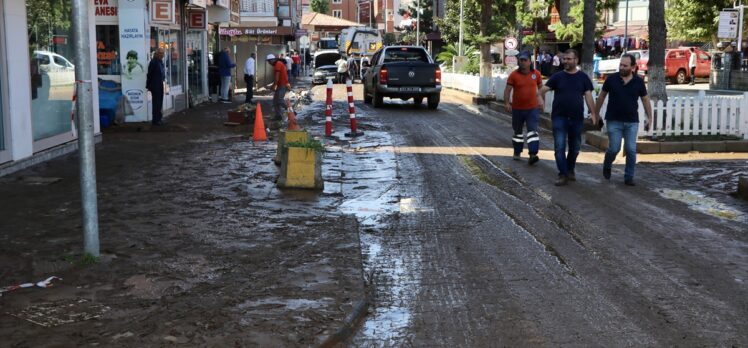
<box><xmin>253</xmin><ymin>103</ymin><xmax>267</xmax><ymax>141</ymax></box>
<box><xmin>286</xmin><ymin>100</ymin><xmax>301</xmax><ymax>131</ymax></box>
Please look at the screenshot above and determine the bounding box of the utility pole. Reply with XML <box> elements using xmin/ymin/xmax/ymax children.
<box><xmin>416</xmin><ymin>1</ymin><xmax>421</xmax><ymax>46</ymax></box>
<box><xmin>71</xmin><ymin>0</ymin><xmax>100</xmax><ymax>257</ymax></box>
<box><xmin>623</xmin><ymin>0</ymin><xmax>630</xmax><ymax>53</ymax></box>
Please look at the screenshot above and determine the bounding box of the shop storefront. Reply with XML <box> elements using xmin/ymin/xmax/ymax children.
<box><xmin>0</xmin><ymin>0</ymin><xmax>100</xmax><ymax>172</ymax></box>
<box><xmin>219</xmin><ymin>27</ymin><xmax>293</xmax><ymax>89</ymax></box>
<box><xmin>186</xmin><ymin>8</ymin><xmax>209</xmax><ymax>105</ymax></box>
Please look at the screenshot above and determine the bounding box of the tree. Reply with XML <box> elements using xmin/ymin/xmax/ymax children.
<box><xmin>396</xmin><ymin>0</ymin><xmax>434</xmax><ymax>45</ymax></box>
<box><xmin>666</xmin><ymin>0</ymin><xmax>733</xmax><ymax>45</ymax></box>
<box><xmin>310</xmin><ymin>0</ymin><xmax>329</xmax><ymax>14</ymax></box>
<box><xmin>551</xmin><ymin>0</ymin><xmax>618</xmax><ymax>46</ymax></box>
<box><xmin>26</xmin><ymin>0</ymin><xmax>72</xmax><ymax>52</ymax></box>
<box><xmin>580</xmin><ymin>0</ymin><xmax>595</xmax><ymax>77</ymax></box>
<box><xmin>648</xmin><ymin>0</ymin><xmax>668</xmax><ymax>102</ymax></box>
<box><xmin>435</xmin><ymin>0</ymin><xmax>480</xmax><ymax>48</ymax></box>
<box><xmin>436</xmin><ymin>43</ymin><xmax>479</xmax><ymax>73</ymax></box>
<box><xmin>515</xmin><ymin>0</ymin><xmax>554</xmax><ymax>50</ymax></box>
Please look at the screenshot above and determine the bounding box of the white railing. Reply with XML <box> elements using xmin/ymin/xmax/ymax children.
<box><xmin>447</xmin><ymin>72</ymin><xmax>748</xmax><ymax>139</ymax></box>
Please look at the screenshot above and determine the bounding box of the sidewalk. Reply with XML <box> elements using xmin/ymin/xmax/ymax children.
<box><xmin>0</xmin><ymin>78</ymin><xmax>367</xmax><ymax>346</ymax></box>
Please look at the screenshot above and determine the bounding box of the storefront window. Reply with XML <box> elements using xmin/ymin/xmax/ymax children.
<box><xmin>27</xmin><ymin>0</ymin><xmax>74</xmax><ymax>141</ymax></box>
<box><xmin>186</xmin><ymin>31</ymin><xmax>205</xmax><ymax>98</ymax></box>
<box><xmin>96</xmin><ymin>25</ymin><xmax>120</xmax><ymax>75</ymax></box>
<box><xmin>151</xmin><ymin>28</ymin><xmax>183</xmax><ymax>89</ymax></box>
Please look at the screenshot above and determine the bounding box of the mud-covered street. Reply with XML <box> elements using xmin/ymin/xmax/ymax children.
<box><xmin>1</xmin><ymin>80</ymin><xmax>747</xmax><ymax>346</ymax></box>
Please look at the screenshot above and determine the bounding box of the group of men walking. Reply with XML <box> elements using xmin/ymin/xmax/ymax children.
<box><xmin>505</xmin><ymin>49</ymin><xmax>653</xmax><ymax>187</ymax></box>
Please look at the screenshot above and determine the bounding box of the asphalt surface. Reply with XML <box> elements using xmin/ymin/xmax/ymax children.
<box><xmin>306</xmin><ymin>84</ymin><xmax>748</xmax><ymax>346</ymax></box>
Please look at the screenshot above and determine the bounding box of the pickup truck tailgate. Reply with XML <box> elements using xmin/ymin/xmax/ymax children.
<box><xmin>385</xmin><ymin>62</ymin><xmax>437</xmax><ymax>87</ymax></box>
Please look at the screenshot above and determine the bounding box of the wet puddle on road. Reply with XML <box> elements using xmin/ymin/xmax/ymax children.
<box><xmin>333</xmin><ymin>128</ymin><xmax>427</xmax><ymax>344</ymax></box>
<box><xmin>655</xmin><ymin>188</ymin><xmax>747</xmax><ymax>223</ymax></box>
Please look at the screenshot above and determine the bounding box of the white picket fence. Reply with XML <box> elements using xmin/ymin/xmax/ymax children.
<box><xmin>442</xmin><ymin>72</ymin><xmax>748</xmax><ymax>139</ymax></box>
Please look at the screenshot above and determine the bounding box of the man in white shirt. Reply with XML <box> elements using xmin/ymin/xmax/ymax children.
<box><xmin>284</xmin><ymin>53</ymin><xmax>294</xmax><ymax>84</ymax></box>
<box><xmin>244</xmin><ymin>53</ymin><xmax>255</xmax><ymax>104</ymax></box>
<box><xmin>335</xmin><ymin>56</ymin><xmax>348</xmax><ymax>83</ymax></box>
<box><xmin>552</xmin><ymin>53</ymin><xmax>561</xmax><ymax>73</ymax></box>
<box><xmin>688</xmin><ymin>47</ymin><xmax>697</xmax><ymax>85</ymax></box>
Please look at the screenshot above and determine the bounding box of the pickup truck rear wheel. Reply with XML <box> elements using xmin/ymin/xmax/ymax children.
<box><xmin>676</xmin><ymin>69</ymin><xmax>687</xmax><ymax>84</ymax></box>
<box><xmin>413</xmin><ymin>97</ymin><xmax>423</xmax><ymax>106</ymax></box>
<box><xmin>373</xmin><ymin>88</ymin><xmax>384</xmax><ymax>108</ymax></box>
<box><xmin>427</xmin><ymin>94</ymin><xmax>440</xmax><ymax>109</ymax></box>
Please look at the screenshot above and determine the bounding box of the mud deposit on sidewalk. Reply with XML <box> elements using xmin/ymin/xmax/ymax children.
<box><xmin>0</xmin><ymin>101</ymin><xmax>365</xmax><ymax>346</ymax></box>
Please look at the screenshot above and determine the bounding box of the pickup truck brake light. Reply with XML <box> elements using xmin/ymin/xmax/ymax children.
<box><xmin>435</xmin><ymin>68</ymin><xmax>441</xmax><ymax>85</ymax></box>
<box><xmin>380</xmin><ymin>67</ymin><xmax>388</xmax><ymax>85</ymax></box>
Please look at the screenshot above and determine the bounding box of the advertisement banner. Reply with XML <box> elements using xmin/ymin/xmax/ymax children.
<box><xmin>718</xmin><ymin>10</ymin><xmax>739</xmax><ymax>39</ymax></box>
<box><xmin>119</xmin><ymin>0</ymin><xmax>149</xmax><ymax>122</ymax></box>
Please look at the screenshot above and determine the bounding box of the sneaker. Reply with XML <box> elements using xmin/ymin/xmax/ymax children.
<box><xmin>555</xmin><ymin>175</ymin><xmax>568</xmax><ymax>186</ymax></box>
<box><xmin>603</xmin><ymin>167</ymin><xmax>611</xmax><ymax>180</ymax></box>
<box><xmin>221</xmin><ymin>99</ymin><xmax>232</xmax><ymax>104</ymax></box>
<box><xmin>624</xmin><ymin>178</ymin><xmax>636</xmax><ymax>186</ymax></box>
<box><xmin>528</xmin><ymin>155</ymin><xmax>539</xmax><ymax>165</ymax></box>
<box><xmin>567</xmin><ymin>172</ymin><xmax>576</xmax><ymax>181</ymax></box>
<box><xmin>512</xmin><ymin>154</ymin><xmax>521</xmax><ymax>161</ymax></box>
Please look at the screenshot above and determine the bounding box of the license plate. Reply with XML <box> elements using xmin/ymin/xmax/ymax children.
<box><xmin>400</xmin><ymin>87</ymin><xmax>421</xmax><ymax>92</ymax></box>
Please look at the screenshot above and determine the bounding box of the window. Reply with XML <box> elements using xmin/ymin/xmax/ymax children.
<box><xmin>241</xmin><ymin>0</ymin><xmax>274</xmax><ymax>16</ymax></box>
<box><xmin>383</xmin><ymin>47</ymin><xmax>430</xmax><ymax>63</ymax></box>
<box><xmin>332</xmin><ymin>10</ymin><xmax>342</xmax><ymax>18</ymax></box>
<box><xmin>96</xmin><ymin>25</ymin><xmax>120</xmax><ymax>75</ymax></box>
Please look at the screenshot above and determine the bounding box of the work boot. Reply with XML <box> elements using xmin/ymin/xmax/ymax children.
<box><xmin>567</xmin><ymin>172</ymin><xmax>576</xmax><ymax>181</ymax></box>
<box><xmin>528</xmin><ymin>155</ymin><xmax>539</xmax><ymax>165</ymax></box>
<box><xmin>555</xmin><ymin>175</ymin><xmax>568</xmax><ymax>186</ymax></box>
<box><xmin>624</xmin><ymin>178</ymin><xmax>636</xmax><ymax>186</ymax></box>
<box><xmin>513</xmin><ymin>153</ymin><xmax>521</xmax><ymax>161</ymax></box>
<box><xmin>603</xmin><ymin>167</ymin><xmax>611</xmax><ymax>180</ymax></box>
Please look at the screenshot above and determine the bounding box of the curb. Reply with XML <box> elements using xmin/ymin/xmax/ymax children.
<box><xmin>317</xmin><ymin>297</ymin><xmax>370</xmax><ymax>348</ymax></box>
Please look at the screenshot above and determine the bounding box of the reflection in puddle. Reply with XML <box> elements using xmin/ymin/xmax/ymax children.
<box><xmin>655</xmin><ymin>188</ymin><xmax>747</xmax><ymax>222</ymax></box>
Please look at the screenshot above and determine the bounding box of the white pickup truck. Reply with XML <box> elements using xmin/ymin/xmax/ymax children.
<box><xmin>597</xmin><ymin>50</ymin><xmax>648</xmax><ymax>77</ymax></box>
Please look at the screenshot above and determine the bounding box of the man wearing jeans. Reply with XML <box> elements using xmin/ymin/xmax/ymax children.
<box><xmin>218</xmin><ymin>47</ymin><xmax>235</xmax><ymax>103</ymax></box>
<box><xmin>504</xmin><ymin>51</ymin><xmax>543</xmax><ymax>164</ymax></box>
<box><xmin>267</xmin><ymin>54</ymin><xmax>291</xmax><ymax>127</ymax></box>
<box><xmin>538</xmin><ymin>49</ymin><xmax>597</xmax><ymax>186</ymax></box>
<box><xmin>594</xmin><ymin>53</ymin><xmax>653</xmax><ymax>186</ymax></box>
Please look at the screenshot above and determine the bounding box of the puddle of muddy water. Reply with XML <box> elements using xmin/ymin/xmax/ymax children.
<box><xmin>655</xmin><ymin>188</ymin><xmax>747</xmax><ymax>223</ymax></box>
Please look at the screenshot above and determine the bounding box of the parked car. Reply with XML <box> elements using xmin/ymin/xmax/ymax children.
<box><xmin>664</xmin><ymin>47</ymin><xmax>711</xmax><ymax>84</ymax></box>
<box><xmin>311</xmin><ymin>50</ymin><xmax>341</xmax><ymax>85</ymax></box>
<box><xmin>362</xmin><ymin>46</ymin><xmax>442</xmax><ymax>109</ymax></box>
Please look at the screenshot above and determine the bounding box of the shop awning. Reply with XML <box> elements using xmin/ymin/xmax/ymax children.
<box><xmin>603</xmin><ymin>24</ymin><xmax>648</xmax><ymax>39</ymax></box>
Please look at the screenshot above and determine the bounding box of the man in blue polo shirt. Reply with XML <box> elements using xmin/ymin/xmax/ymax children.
<box><xmin>594</xmin><ymin>53</ymin><xmax>654</xmax><ymax>186</ymax></box>
<box><xmin>538</xmin><ymin>49</ymin><xmax>597</xmax><ymax>186</ymax></box>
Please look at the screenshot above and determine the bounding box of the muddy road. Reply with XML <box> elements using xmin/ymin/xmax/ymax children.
<box><xmin>307</xmin><ymin>84</ymin><xmax>748</xmax><ymax>346</ymax></box>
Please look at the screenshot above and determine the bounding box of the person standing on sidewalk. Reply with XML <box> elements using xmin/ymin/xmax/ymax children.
<box><xmin>267</xmin><ymin>54</ymin><xmax>291</xmax><ymax>125</ymax></box>
<box><xmin>688</xmin><ymin>47</ymin><xmax>697</xmax><ymax>85</ymax></box>
<box><xmin>291</xmin><ymin>51</ymin><xmax>301</xmax><ymax>79</ymax></box>
<box><xmin>594</xmin><ymin>53</ymin><xmax>653</xmax><ymax>186</ymax></box>
<box><xmin>335</xmin><ymin>55</ymin><xmax>348</xmax><ymax>83</ymax></box>
<box><xmin>145</xmin><ymin>48</ymin><xmax>166</xmax><ymax>126</ymax></box>
<box><xmin>503</xmin><ymin>51</ymin><xmax>544</xmax><ymax>165</ymax></box>
<box><xmin>538</xmin><ymin>49</ymin><xmax>597</xmax><ymax>186</ymax></box>
<box><xmin>284</xmin><ymin>54</ymin><xmax>294</xmax><ymax>84</ymax></box>
<box><xmin>243</xmin><ymin>53</ymin><xmax>255</xmax><ymax>104</ymax></box>
<box><xmin>218</xmin><ymin>47</ymin><xmax>235</xmax><ymax>103</ymax></box>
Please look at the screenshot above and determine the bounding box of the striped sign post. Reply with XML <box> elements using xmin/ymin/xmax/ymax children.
<box><xmin>325</xmin><ymin>78</ymin><xmax>333</xmax><ymax>137</ymax></box>
<box><xmin>344</xmin><ymin>79</ymin><xmax>364</xmax><ymax>137</ymax></box>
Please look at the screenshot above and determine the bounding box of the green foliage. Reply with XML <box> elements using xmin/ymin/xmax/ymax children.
<box><xmin>26</xmin><ymin>0</ymin><xmax>72</xmax><ymax>52</ymax></box>
<box><xmin>666</xmin><ymin>0</ymin><xmax>733</xmax><ymax>43</ymax></box>
<box><xmin>435</xmin><ymin>43</ymin><xmax>479</xmax><ymax>72</ymax></box>
<box><xmin>286</xmin><ymin>139</ymin><xmax>326</xmax><ymax>153</ymax></box>
<box><xmin>436</xmin><ymin>0</ymin><xmax>515</xmax><ymax>49</ymax></box>
<box><xmin>383</xmin><ymin>33</ymin><xmax>398</xmax><ymax>46</ymax></box>
<box><xmin>311</xmin><ymin>0</ymin><xmax>330</xmax><ymax>14</ymax></box>
<box><xmin>550</xmin><ymin>0</ymin><xmax>618</xmax><ymax>46</ymax></box>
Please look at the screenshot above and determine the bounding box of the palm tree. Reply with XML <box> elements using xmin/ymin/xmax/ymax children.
<box><xmin>436</xmin><ymin>43</ymin><xmax>478</xmax><ymax>71</ymax></box>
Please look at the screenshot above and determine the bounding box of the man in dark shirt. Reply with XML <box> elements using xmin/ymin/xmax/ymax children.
<box><xmin>145</xmin><ymin>48</ymin><xmax>165</xmax><ymax>126</ymax></box>
<box><xmin>538</xmin><ymin>49</ymin><xmax>597</xmax><ymax>186</ymax></box>
<box><xmin>594</xmin><ymin>53</ymin><xmax>653</xmax><ymax>186</ymax></box>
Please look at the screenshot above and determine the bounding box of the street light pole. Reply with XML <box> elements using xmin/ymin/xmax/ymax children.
<box><xmin>459</xmin><ymin>0</ymin><xmax>464</xmax><ymax>56</ymax></box>
<box><xmin>623</xmin><ymin>0</ymin><xmax>630</xmax><ymax>53</ymax></box>
<box><xmin>71</xmin><ymin>0</ymin><xmax>100</xmax><ymax>257</ymax></box>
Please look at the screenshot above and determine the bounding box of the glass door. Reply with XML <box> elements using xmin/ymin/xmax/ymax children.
<box><xmin>186</xmin><ymin>31</ymin><xmax>205</xmax><ymax>100</ymax></box>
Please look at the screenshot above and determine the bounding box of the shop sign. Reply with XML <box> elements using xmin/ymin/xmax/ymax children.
<box><xmin>214</xmin><ymin>0</ymin><xmax>229</xmax><ymax>8</ymax></box>
<box><xmin>120</xmin><ymin>0</ymin><xmax>149</xmax><ymax>121</ymax></box>
<box><xmin>188</xmin><ymin>0</ymin><xmax>206</xmax><ymax>7</ymax></box>
<box><xmin>718</xmin><ymin>9</ymin><xmax>739</xmax><ymax>39</ymax></box>
<box><xmin>188</xmin><ymin>11</ymin><xmax>207</xmax><ymax>30</ymax></box>
<box><xmin>219</xmin><ymin>27</ymin><xmax>292</xmax><ymax>36</ymax></box>
<box><xmin>94</xmin><ymin>0</ymin><xmax>118</xmax><ymax>18</ymax></box>
<box><xmin>150</xmin><ymin>0</ymin><xmax>175</xmax><ymax>24</ymax></box>
<box><xmin>295</xmin><ymin>29</ymin><xmax>308</xmax><ymax>37</ymax></box>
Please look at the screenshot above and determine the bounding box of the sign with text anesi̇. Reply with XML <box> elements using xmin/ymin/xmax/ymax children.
<box><xmin>718</xmin><ymin>9</ymin><xmax>739</xmax><ymax>39</ymax></box>
<box><xmin>120</xmin><ymin>0</ymin><xmax>149</xmax><ymax>121</ymax></box>
<box><xmin>93</xmin><ymin>0</ymin><xmax>118</xmax><ymax>21</ymax></box>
